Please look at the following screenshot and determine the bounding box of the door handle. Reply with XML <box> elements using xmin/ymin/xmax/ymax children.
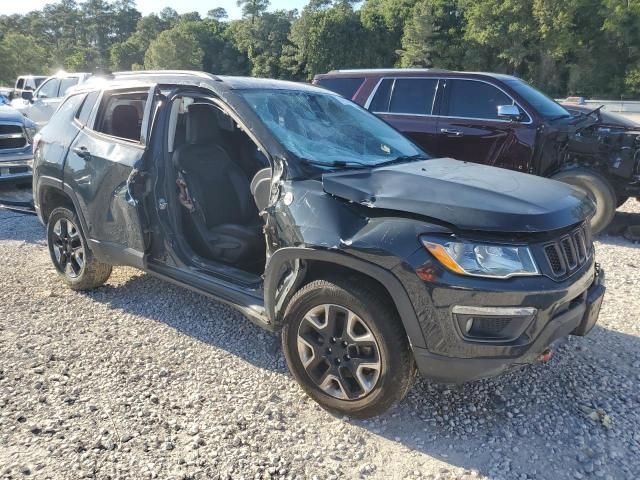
<box><xmin>72</xmin><ymin>146</ymin><xmax>91</xmax><ymax>159</ymax></box>
<box><xmin>440</xmin><ymin>128</ymin><xmax>463</xmax><ymax>137</ymax></box>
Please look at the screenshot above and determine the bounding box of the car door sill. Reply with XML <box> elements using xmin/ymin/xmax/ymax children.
<box><xmin>146</xmin><ymin>260</ymin><xmax>271</xmax><ymax>329</ymax></box>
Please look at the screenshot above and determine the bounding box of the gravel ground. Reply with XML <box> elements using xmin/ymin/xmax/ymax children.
<box><xmin>0</xmin><ymin>202</ymin><xmax>639</xmax><ymax>480</ymax></box>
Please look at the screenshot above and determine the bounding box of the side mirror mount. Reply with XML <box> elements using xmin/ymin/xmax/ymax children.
<box><xmin>497</xmin><ymin>104</ymin><xmax>522</xmax><ymax>121</ymax></box>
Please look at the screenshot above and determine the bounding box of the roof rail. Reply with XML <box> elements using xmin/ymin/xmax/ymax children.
<box><xmin>326</xmin><ymin>68</ymin><xmax>451</xmax><ymax>74</ymax></box>
<box><xmin>112</xmin><ymin>70</ymin><xmax>222</xmax><ymax>82</ymax></box>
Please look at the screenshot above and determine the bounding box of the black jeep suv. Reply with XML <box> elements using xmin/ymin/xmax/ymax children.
<box><xmin>33</xmin><ymin>71</ymin><xmax>605</xmax><ymax>418</ymax></box>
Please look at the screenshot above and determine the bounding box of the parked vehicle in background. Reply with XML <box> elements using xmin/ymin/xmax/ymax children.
<box><xmin>32</xmin><ymin>70</ymin><xmax>604</xmax><ymax>418</ymax></box>
<box><xmin>313</xmin><ymin>69</ymin><xmax>640</xmax><ymax>233</ymax></box>
<box><xmin>11</xmin><ymin>75</ymin><xmax>47</xmax><ymax>101</ymax></box>
<box><xmin>12</xmin><ymin>72</ymin><xmax>91</xmax><ymax>129</ymax></box>
<box><xmin>0</xmin><ymin>101</ymin><xmax>36</xmax><ymax>184</ymax></box>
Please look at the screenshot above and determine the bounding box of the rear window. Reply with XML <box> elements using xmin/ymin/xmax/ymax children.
<box><xmin>369</xmin><ymin>78</ymin><xmax>437</xmax><ymax>115</ymax></box>
<box><xmin>94</xmin><ymin>89</ymin><xmax>148</xmax><ymax>142</ymax></box>
<box><xmin>315</xmin><ymin>77</ymin><xmax>364</xmax><ymax>99</ymax></box>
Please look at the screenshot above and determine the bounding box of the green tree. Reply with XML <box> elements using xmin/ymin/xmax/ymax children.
<box><xmin>228</xmin><ymin>10</ymin><xmax>293</xmax><ymax>77</ymax></box>
<box><xmin>237</xmin><ymin>0</ymin><xmax>270</xmax><ymax>23</ymax></box>
<box><xmin>398</xmin><ymin>0</ymin><xmax>465</xmax><ymax>68</ymax></box>
<box><xmin>284</xmin><ymin>2</ymin><xmax>373</xmax><ymax>80</ymax></box>
<box><xmin>208</xmin><ymin>8</ymin><xmax>229</xmax><ymax>20</ymax></box>
<box><xmin>0</xmin><ymin>33</ymin><xmax>49</xmax><ymax>84</ymax></box>
<box><xmin>144</xmin><ymin>27</ymin><xmax>204</xmax><ymax>70</ymax></box>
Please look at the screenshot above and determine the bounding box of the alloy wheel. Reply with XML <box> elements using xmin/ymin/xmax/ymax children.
<box><xmin>296</xmin><ymin>304</ymin><xmax>382</xmax><ymax>400</ymax></box>
<box><xmin>51</xmin><ymin>218</ymin><xmax>85</xmax><ymax>278</ymax></box>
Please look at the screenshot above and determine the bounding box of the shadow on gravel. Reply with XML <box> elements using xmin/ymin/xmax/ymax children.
<box><xmin>82</xmin><ymin>272</ymin><xmax>285</xmax><ymax>372</ymax></box>
<box><xmin>598</xmin><ymin>208</ymin><xmax>640</xmax><ymax>246</ymax></box>
<box><xmin>0</xmin><ymin>208</ymin><xmax>44</xmax><ymax>245</ymax></box>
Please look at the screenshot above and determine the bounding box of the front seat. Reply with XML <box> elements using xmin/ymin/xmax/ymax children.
<box><xmin>172</xmin><ymin>103</ymin><xmax>264</xmax><ymax>267</ymax></box>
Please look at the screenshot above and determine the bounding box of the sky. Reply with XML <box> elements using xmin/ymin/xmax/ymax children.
<box><xmin>1</xmin><ymin>0</ymin><xmax>309</xmax><ymax>20</ymax></box>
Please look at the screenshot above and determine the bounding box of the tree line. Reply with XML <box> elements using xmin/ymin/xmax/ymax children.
<box><xmin>1</xmin><ymin>0</ymin><xmax>639</xmax><ymax>99</ymax></box>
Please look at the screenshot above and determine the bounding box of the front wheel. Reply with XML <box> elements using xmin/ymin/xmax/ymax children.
<box><xmin>282</xmin><ymin>278</ymin><xmax>415</xmax><ymax>418</ymax></box>
<box><xmin>47</xmin><ymin>207</ymin><xmax>112</xmax><ymax>290</ymax></box>
<box><xmin>551</xmin><ymin>168</ymin><xmax>617</xmax><ymax>235</ymax></box>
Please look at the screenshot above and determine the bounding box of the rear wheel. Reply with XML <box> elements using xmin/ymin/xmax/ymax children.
<box><xmin>551</xmin><ymin>168</ymin><xmax>616</xmax><ymax>234</ymax></box>
<box><xmin>47</xmin><ymin>207</ymin><xmax>112</xmax><ymax>290</ymax></box>
<box><xmin>282</xmin><ymin>277</ymin><xmax>415</xmax><ymax>418</ymax></box>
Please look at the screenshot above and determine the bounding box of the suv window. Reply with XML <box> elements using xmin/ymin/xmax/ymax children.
<box><xmin>446</xmin><ymin>80</ymin><xmax>513</xmax><ymax>120</ymax></box>
<box><xmin>315</xmin><ymin>77</ymin><xmax>364</xmax><ymax>99</ymax></box>
<box><xmin>389</xmin><ymin>78</ymin><xmax>437</xmax><ymax>115</ymax></box>
<box><xmin>16</xmin><ymin>78</ymin><xmax>24</xmax><ymax>90</ymax></box>
<box><xmin>94</xmin><ymin>90</ymin><xmax>148</xmax><ymax>142</ymax></box>
<box><xmin>76</xmin><ymin>90</ymin><xmax>100</xmax><ymax>126</ymax></box>
<box><xmin>38</xmin><ymin>79</ymin><xmax>60</xmax><ymax>99</ymax></box>
<box><xmin>369</xmin><ymin>78</ymin><xmax>438</xmax><ymax>115</ymax></box>
<box><xmin>59</xmin><ymin>77</ymin><xmax>80</xmax><ymax>97</ymax></box>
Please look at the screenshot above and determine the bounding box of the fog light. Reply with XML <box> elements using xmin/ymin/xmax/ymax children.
<box><xmin>452</xmin><ymin>306</ymin><xmax>537</xmax><ymax>342</ymax></box>
<box><xmin>464</xmin><ymin>317</ymin><xmax>474</xmax><ymax>334</ymax></box>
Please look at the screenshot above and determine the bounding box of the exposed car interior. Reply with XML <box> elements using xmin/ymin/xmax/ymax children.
<box><xmin>168</xmin><ymin>97</ymin><xmax>270</xmax><ymax>273</ymax></box>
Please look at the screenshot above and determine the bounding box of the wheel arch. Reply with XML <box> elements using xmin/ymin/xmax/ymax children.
<box><xmin>264</xmin><ymin>247</ymin><xmax>427</xmax><ymax>349</ymax></box>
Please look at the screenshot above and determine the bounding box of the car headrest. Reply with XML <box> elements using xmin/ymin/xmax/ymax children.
<box><xmin>250</xmin><ymin>167</ymin><xmax>272</xmax><ymax>212</ymax></box>
<box><xmin>186</xmin><ymin>104</ymin><xmax>221</xmax><ymax>145</ymax></box>
<box><xmin>111</xmin><ymin>104</ymin><xmax>140</xmax><ymax>141</ymax></box>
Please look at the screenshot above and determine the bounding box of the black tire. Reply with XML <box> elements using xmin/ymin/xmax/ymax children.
<box><xmin>551</xmin><ymin>168</ymin><xmax>616</xmax><ymax>234</ymax></box>
<box><xmin>47</xmin><ymin>207</ymin><xmax>112</xmax><ymax>290</ymax></box>
<box><xmin>282</xmin><ymin>277</ymin><xmax>416</xmax><ymax>418</ymax></box>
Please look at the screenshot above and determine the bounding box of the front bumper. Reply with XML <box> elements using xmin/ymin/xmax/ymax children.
<box><xmin>0</xmin><ymin>147</ymin><xmax>33</xmax><ymax>184</ymax></box>
<box><xmin>399</xmin><ymin>250</ymin><xmax>605</xmax><ymax>384</ymax></box>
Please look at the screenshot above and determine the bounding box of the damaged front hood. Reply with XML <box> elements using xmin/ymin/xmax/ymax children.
<box><xmin>322</xmin><ymin>158</ymin><xmax>594</xmax><ymax>233</ymax></box>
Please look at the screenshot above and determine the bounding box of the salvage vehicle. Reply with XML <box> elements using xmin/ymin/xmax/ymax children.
<box><xmin>33</xmin><ymin>71</ymin><xmax>605</xmax><ymax>418</ymax></box>
<box><xmin>0</xmin><ymin>100</ymin><xmax>37</xmax><ymax>184</ymax></box>
<box><xmin>12</xmin><ymin>72</ymin><xmax>91</xmax><ymax>129</ymax></box>
<box><xmin>313</xmin><ymin>69</ymin><xmax>640</xmax><ymax>233</ymax></box>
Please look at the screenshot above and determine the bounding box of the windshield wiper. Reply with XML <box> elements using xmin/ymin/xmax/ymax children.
<box><xmin>299</xmin><ymin>158</ymin><xmax>373</xmax><ymax>169</ymax></box>
<box><xmin>374</xmin><ymin>154</ymin><xmax>428</xmax><ymax>167</ymax></box>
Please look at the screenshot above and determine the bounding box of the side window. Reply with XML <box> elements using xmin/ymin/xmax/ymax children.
<box><xmin>16</xmin><ymin>79</ymin><xmax>24</xmax><ymax>90</ymax></box>
<box><xmin>94</xmin><ymin>90</ymin><xmax>148</xmax><ymax>142</ymax></box>
<box><xmin>48</xmin><ymin>93</ymin><xmax>86</xmax><ymax>125</ymax></box>
<box><xmin>368</xmin><ymin>78</ymin><xmax>393</xmax><ymax>112</ymax></box>
<box><xmin>316</xmin><ymin>77</ymin><xmax>364</xmax><ymax>99</ymax></box>
<box><xmin>446</xmin><ymin>80</ymin><xmax>514</xmax><ymax>120</ymax></box>
<box><xmin>37</xmin><ymin>79</ymin><xmax>60</xmax><ymax>99</ymax></box>
<box><xmin>388</xmin><ymin>78</ymin><xmax>437</xmax><ymax>115</ymax></box>
<box><xmin>76</xmin><ymin>91</ymin><xmax>100</xmax><ymax>126</ymax></box>
<box><xmin>59</xmin><ymin>77</ymin><xmax>80</xmax><ymax>97</ymax></box>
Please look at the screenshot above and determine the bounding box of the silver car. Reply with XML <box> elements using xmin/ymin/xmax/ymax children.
<box><xmin>12</xmin><ymin>72</ymin><xmax>91</xmax><ymax>129</ymax></box>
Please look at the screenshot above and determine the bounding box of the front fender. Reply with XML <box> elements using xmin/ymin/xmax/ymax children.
<box><xmin>263</xmin><ymin>247</ymin><xmax>428</xmax><ymax>349</ymax></box>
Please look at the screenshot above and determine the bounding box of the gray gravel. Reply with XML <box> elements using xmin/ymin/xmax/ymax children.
<box><xmin>1</xmin><ymin>202</ymin><xmax>639</xmax><ymax>480</ymax></box>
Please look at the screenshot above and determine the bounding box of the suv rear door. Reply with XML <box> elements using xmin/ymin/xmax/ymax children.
<box><xmin>365</xmin><ymin>77</ymin><xmax>441</xmax><ymax>154</ymax></box>
<box><xmin>64</xmin><ymin>84</ymin><xmax>159</xmax><ymax>269</ymax></box>
<box><xmin>437</xmin><ymin>78</ymin><xmax>536</xmax><ymax>171</ymax></box>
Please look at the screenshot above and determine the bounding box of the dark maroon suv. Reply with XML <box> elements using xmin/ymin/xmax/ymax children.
<box><xmin>313</xmin><ymin>69</ymin><xmax>640</xmax><ymax>234</ymax></box>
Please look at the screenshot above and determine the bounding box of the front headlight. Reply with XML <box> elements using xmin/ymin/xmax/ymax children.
<box><xmin>422</xmin><ymin>237</ymin><xmax>539</xmax><ymax>279</ymax></box>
